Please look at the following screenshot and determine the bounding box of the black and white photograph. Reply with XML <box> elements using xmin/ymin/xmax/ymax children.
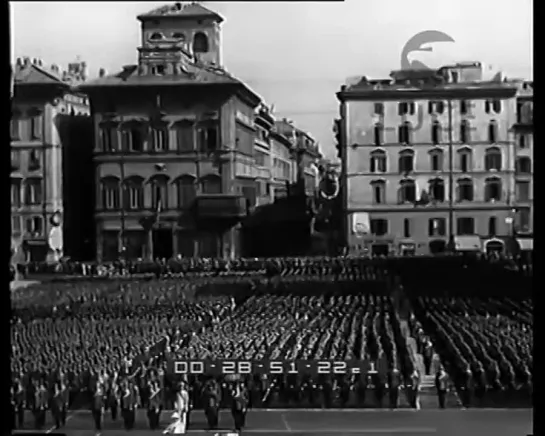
<box><xmin>10</xmin><ymin>1</ymin><xmax>532</xmax><ymax>436</ymax></box>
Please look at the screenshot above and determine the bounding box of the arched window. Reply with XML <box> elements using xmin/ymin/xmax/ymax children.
<box><xmin>200</xmin><ymin>174</ymin><xmax>222</xmax><ymax>194</ymax></box>
<box><xmin>175</xmin><ymin>120</ymin><xmax>195</xmax><ymax>152</ymax></box>
<box><xmin>11</xmin><ymin>177</ymin><xmax>22</xmax><ymax>207</ymax></box>
<box><xmin>431</xmin><ymin>121</ymin><xmax>442</xmax><ymax>145</ymax></box>
<box><xmin>100</xmin><ymin>176</ymin><xmax>120</xmax><ymax>210</ymax></box>
<box><xmin>120</xmin><ymin>122</ymin><xmax>144</xmax><ymax>152</ymax></box>
<box><xmin>26</xmin><ymin>216</ymin><xmax>43</xmax><ymax>237</ymax></box>
<box><xmin>370</xmin><ymin>179</ymin><xmax>386</xmax><ymax>204</ymax></box>
<box><xmin>150</xmin><ymin>124</ymin><xmax>168</xmax><ymax>152</ymax></box>
<box><xmin>28</xmin><ymin>108</ymin><xmax>43</xmax><ymax>140</ymax></box>
<box><xmin>484</xmin><ymin>147</ymin><xmax>502</xmax><ymax>171</ymax></box>
<box><xmin>149</xmin><ymin>32</ymin><xmax>164</xmax><ymax>40</ymax></box>
<box><xmin>11</xmin><ymin>109</ymin><xmax>21</xmax><ymax>140</ymax></box>
<box><xmin>374</xmin><ymin>103</ymin><xmax>384</xmax><ymax>116</ymax></box>
<box><xmin>484</xmin><ymin>177</ymin><xmax>502</xmax><ymax>202</ymax></box>
<box><xmin>197</xmin><ymin>121</ymin><xmax>218</xmax><ymax>153</ymax></box>
<box><xmin>175</xmin><ymin>175</ymin><xmax>196</xmax><ymax>208</ymax></box>
<box><xmin>429</xmin><ymin>148</ymin><xmax>443</xmax><ymax>172</ymax></box>
<box><xmin>429</xmin><ymin>178</ymin><xmax>445</xmax><ymax>202</ymax></box>
<box><xmin>460</xmin><ymin>119</ymin><xmax>471</xmax><ymax>144</ymax></box>
<box><xmin>488</xmin><ymin>120</ymin><xmax>498</xmax><ymax>143</ymax></box>
<box><xmin>193</xmin><ymin>32</ymin><xmax>209</xmax><ymax>53</ymax></box>
<box><xmin>124</xmin><ymin>176</ymin><xmax>144</xmax><ymax>210</ymax></box>
<box><xmin>456</xmin><ymin>178</ymin><xmax>474</xmax><ymax>202</ymax></box>
<box><xmin>488</xmin><ymin>217</ymin><xmax>497</xmax><ymax>236</ymax></box>
<box><xmin>24</xmin><ymin>177</ymin><xmax>42</xmax><ymax>205</ymax></box>
<box><xmin>149</xmin><ymin>174</ymin><xmax>170</xmax><ymax>210</ymax></box>
<box><xmin>28</xmin><ymin>149</ymin><xmax>41</xmax><ymax>171</ymax></box>
<box><xmin>460</xmin><ymin>100</ymin><xmax>469</xmax><ymax>115</ymax></box>
<box><xmin>373</xmin><ymin>123</ymin><xmax>384</xmax><ymax>146</ymax></box>
<box><xmin>398</xmin><ymin>179</ymin><xmax>416</xmax><ymax>203</ymax></box>
<box><xmin>492</xmin><ymin>100</ymin><xmax>502</xmax><ymax>114</ymax></box>
<box><xmin>516</xmin><ymin>157</ymin><xmax>532</xmax><ymax>174</ymax></box>
<box><xmin>369</xmin><ymin>149</ymin><xmax>386</xmax><ymax>173</ymax></box>
<box><xmin>398</xmin><ymin>149</ymin><xmax>414</xmax><ymax>173</ymax></box>
<box><xmin>398</xmin><ymin>122</ymin><xmax>412</xmax><ymax>144</ymax></box>
<box><xmin>457</xmin><ymin>148</ymin><xmax>472</xmax><ymax>173</ymax></box>
<box><xmin>172</xmin><ymin>32</ymin><xmax>186</xmax><ymax>40</ymax></box>
<box><xmin>100</xmin><ymin>122</ymin><xmax>118</xmax><ymax>152</ymax></box>
<box><xmin>428</xmin><ymin>101</ymin><xmax>445</xmax><ymax>114</ymax></box>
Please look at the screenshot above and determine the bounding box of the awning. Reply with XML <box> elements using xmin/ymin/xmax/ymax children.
<box><xmin>516</xmin><ymin>238</ymin><xmax>533</xmax><ymax>251</ymax></box>
<box><xmin>454</xmin><ymin>235</ymin><xmax>481</xmax><ymax>251</ymax></box>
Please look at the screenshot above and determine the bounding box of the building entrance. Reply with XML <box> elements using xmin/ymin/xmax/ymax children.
<box><xmin>152</xmin><ymin>229</ymin><xmax>173</xmax><ymax>260</ymax></box>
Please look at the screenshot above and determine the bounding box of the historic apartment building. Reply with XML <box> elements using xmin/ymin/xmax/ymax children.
<box><xmin>11</xmin><ymin>57</ymin><xmax>93</xmax><ymax>262</ymax></box>
<box><xmin>337</xmin><ymin>62</ymin><xmax>521</xmax><ymax>256</ymax></box>
<box><xmin>79</xmin><ymin>2</ymin><xmax>263</xmax><ymax>261</ymax></box>
<box><xmin>513</xmin><ymin>80</ymin><xmax>533</xmax><ymax>252</ymax></box>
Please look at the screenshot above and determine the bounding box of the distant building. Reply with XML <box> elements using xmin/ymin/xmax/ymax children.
<box><xmin>79</xmin><ymin>2</ymin><xmax>261</xmax><ymax>261</ymax></box>
<box><xmin>337</xmin><ymin>62</ymin><xmax>522</xmax><ymax>256</ymax></box>
<box><xmin>11</xmin><ymin>57</ymin><xmax>94</xmax><ymax>261</ymax></box>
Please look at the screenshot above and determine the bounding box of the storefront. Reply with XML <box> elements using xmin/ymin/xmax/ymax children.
<box><xmin>483</xmin><ymin>238</ymin><xmax>505</xmax><ymax>254</ymax></box>
<box><xmin>454</xmin><ymin>235</ymin><xmax>481</xmax><ymax>252</ymax></box>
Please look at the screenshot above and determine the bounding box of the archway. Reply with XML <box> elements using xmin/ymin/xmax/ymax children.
<box><xmin>429</xmin><ymin>239</ymin><xmax>447</xmax><ymax>254</ymax></box>
<box><xmin>485</xmin><ymin>239</ymin><xmax>504</xmax><ymax>255</ymax></box>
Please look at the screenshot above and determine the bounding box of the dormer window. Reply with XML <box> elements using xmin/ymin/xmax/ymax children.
<box><xmin>193</xmin><ymin>32</ymin><xmax>209</xmax><ymax>53</ymax></box>
<box><xmin>172</xmin><ymin>32</ymin><xmax>185</xmax><ymax>40</ymax></box>
<box><xmin>151</xmin><ymin>65</ymin><xmax>166</xmax><ymax>76</ymax></box>
<box><xmin>149</xmin><ymin>32</ymin><xmax>164</xmax><ymax>41</ymax></box>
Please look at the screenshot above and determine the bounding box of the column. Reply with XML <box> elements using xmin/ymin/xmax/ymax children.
<box><xmin>146</xmin><ymin>229</ymin><xmax>153</xmax><ymax>261</ymax></box>
<box><xmin>172</xmin><ymin>226</ymin><xmax>179</xmax><ymax>257</ymax></box>
<box><xmin>96</xmin><ymin>224</ymin><xmax>103</xmax><ymax>263</ymax></box>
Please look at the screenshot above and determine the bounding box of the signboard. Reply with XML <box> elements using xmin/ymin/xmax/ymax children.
<box><xmin>352</xmin><ymin>212</ymin><xmax>370</xmax><ymax>237</ymax></box>
<box><xmin>48</xmin><ymin>227</ymin><xmax>63</xmax><ymax>251</ymax></box>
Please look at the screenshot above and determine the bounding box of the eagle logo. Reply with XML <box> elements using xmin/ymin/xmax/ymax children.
<box><xmin>401</xmin><ymin>30</ymin><xmax>455</xmax><ymax>71</ymax></box>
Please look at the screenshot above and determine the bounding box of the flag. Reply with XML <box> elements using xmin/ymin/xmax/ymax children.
<box><xmin>154</xmin><ymin>189</ymin><xmax>162</xmax><ymax>224</ymax></box>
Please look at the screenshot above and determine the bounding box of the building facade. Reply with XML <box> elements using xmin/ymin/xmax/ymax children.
<box><xmin>337</xmin><ymin>62</ymin><xmax>520</xmax><ymax>256</ymax></box>
<box><xmin>513</xmin><ymin>81</ymin><xmax>533</xmax><ymax>248</ymax></box>
<box><xmin>80</xmin><ymin>2</ymin><xmax>261</xmax><ymax>262</ymax></box>
<box><xmin>11</xmin><ymin>57</ymin><xmax>93</xmax><ymax>262</ymax></box>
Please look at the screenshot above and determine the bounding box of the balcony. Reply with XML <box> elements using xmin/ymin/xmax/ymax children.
<box><xmin>194</xmin><ymin>194</ymin><xmax>247</xmax><ymax>221</ymax></box>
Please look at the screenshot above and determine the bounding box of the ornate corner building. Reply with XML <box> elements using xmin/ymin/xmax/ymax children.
<box><xmin>336</xmin><ymin>62</ymin><xmax>533</xmax><ymax>256</ymax></box>
<box><xmin>11</xmin><ymin>58</ymin><xmax>94</xmax><ymax>262</ymax></box>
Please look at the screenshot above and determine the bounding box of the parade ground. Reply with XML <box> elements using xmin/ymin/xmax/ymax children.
<box><xmin>13</xmin><ymin>408</ymin><xmax>533</xmax><ymax>436</ymax></box>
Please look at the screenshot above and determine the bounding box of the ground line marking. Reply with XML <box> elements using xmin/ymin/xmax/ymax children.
<box><xmin>281</xmin><ymin>413</ymin><xmax>292</xmax><ymax>431</ymax></box>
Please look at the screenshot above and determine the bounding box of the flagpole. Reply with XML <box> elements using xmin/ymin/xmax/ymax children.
<box><xmin>447</xmin><ymin>99</ymin><xmax>455</xmax><ymax>251</ymax></box>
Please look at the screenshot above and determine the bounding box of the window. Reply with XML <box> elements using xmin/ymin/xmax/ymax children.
<box><xmin>492</xmin><ymin>100</ymin><xmax>502</xmax><ymax>114</ymax></box>
<box><xmin>516</xmin><ymin>208</ymin><xmax>531</xmax><ymax>232</ymax></box>
<box><xmin>428</xmin><ymin>101</ymin><xmax>445</xmax><ymax>114</ymax></box>
<box><xmin>28</xmin><ymin>149</ymin><xmax>41</xmax><ymax>171</ymax></box>
<box><xmin>150</xmin><ymin>176</ymin><xmax>169</xmax><ymax>210</ymax></box>
<box><xmin>451</xmin><ymin>71</ymin><xmax>459</xmax><ymax>83</ymax></box>
<box><xmin>488</xmin><ymin>121</ymin><xmax>498</xmax><ymax>143</ymax></box>
<box><xmin>30</xmin><ymin>114</ymin><xmax>42</xmax><ymax>139</ymax></box>
<box><xmin>373</xmin><ymin>123</ymin><xmax>384</xmax><ymax>146</ymax></box>
<box><xmin>371</xmin><ymin>180</ymin><xmax>386</xmax><ymax>204</ymax></box>
<box><xmin>516</xmin><ymin>181</ymin><xmax>530</xmax><ymax>202</ymax></box>
<box><xmin>155</xmin><ymin>65</ymin><xmax>166</xmax><ymax>75</ymax></box>
<box><xmin>100</xmin><ymin>177</ymin><xmax>120</xmax><ymax>210</ymax></box>
<box><xmin>10</xmin><ymin>116</ymin><xmax>21</xmax><ymax>140</ymax></box>
<box><xmin>398</xmin><ymin>179</ymin><xmax>416</xmax><ymax>203</ymax></box>
<box><xmin>175</xmin><ymin>121</ymin><xmax>195</xmax><ymax>152</ymax></box>
<box><xmin>429</xmin><ymin>178</ymin><xmax>445</xmax><ymax>202</ymax></box>
<box><xmin>484</xmin><ymin>177</ymin><xmax>502</xmax><ymax>202</ymax></box>
<box><xmin>518</xmin><ymin>101</ymin><xmax>533</xmax><ymax>124</ymax></box>
<box><xmin>370</xmin><ymin>219</ymin><xmax>388</xmax><ymax>236</ymax></box>
<box><xmin>457</xmin><ymin>178</ymin><xmax>474</xmax><ymax>202</ymax></box>
<box><xmin>398</xmin><ymin>122</ymin><xmax>412</xmax><ymax>144</ymax></box>
<box><xmin>488</xmin><ymin>217</ymin><xmax>497</xmax><ymax>236</ymax></box>
<box><xmin>201</xmin><ymin>175</ymin><xmax>222</xmax><ymax>194</ymax></box>
<box><xmin>149</xmin><ymin>32</ymin><xmax>164</xmax><ymax>40</ymax></box>
<box><xmin>460</xmin><ymin>100</ymin><xmax>469</xmax><ymax>115</ymax></box>
<box><xmin>124</xmin><ymin>177</ymin><xmax>144</xmax><ymax>210</ymax></box>
<box><xmin>26</xmin><ymin>216</ymin><xmax>43</xmax><ymax>237</ymax></box>
<box><xmin>458</xmin><ymin>149</ymin><xmax>472</xmax><ymax>173</ymax></box>
<box><xmin>485</xmin><ymin>100</ymin><xmax>491</xmax><ymax>114</ymax></box>
<box><xmin>121</xmin><ymin>126</ymin><xmax>144</xmax><ymax>152</ymax></box>
<box><xmin>11</xmin><ymin>215</ymin><xmax>22</xmax><ymax>235</ymax></box>
<box><xmin>460</xmin><ymin>120</ymin><xmax>471</xmax><ymax>143</ymax></box>
<box><xmin>100</xmin><ymin>125</ymin><xmax>117</xmax><ymax>152</ymax></box>
<box><xmin>398</xmin><ymin>150</ymin><xmax>414</xmax><ymax>173</ymax></box>
<box><xmin>11</xmin><ymin>178</ymin><xmax>22</xmax><ymax>207</ymax></box>
<box><xmin>172</xmin><ymin>32</ymin><xmax>185</xmax><ymax>40</ymax></box>
<box><xmin>403</xmin><ymin>218</ymin><xmax>411</xmax><ymax>238</ymax></box>
<box><xmin>484</xmin><ymin>147</ymin><xmax>502</xmax><ymax>171</ymax></box>
<box><xmin>398</xmin><ymin>102</ymin><xmax>415</xmax><ymax>116</ymax></box>
<box><xmin>429</xmin><ymin>149</ymin><xmax>443</xmax><ymax>171</ymax></box>
<box><xmin>516</xmin><ymin>157</ymin><xmax>531</xmax><ymax>174</ymax></box>
<box><xmin>11</xmin><ymin>150</ymin><xmax>20</xmax><ymax>170</ymax></box>
<box><xmin>193</xmin><ymin>32</ymin><xmax>209</xmax><ymax>53</ymax></box>
<box><xmin>428</xmin><ymin>218</ymin><xmax>446</xmax><ymax>236</ymax></box>
<box><xmin>370</xmin><ymin>150</ymin><xmax>386</xmax><ymax>173</ymax></box>
<box><xmin>197</xmin><ymin>124</ymin><xmax>218</xmax><ymax>153</ymax></box>
<box><xmin>518</xmin><ymin>134</ymin><xmax>527</xmax><ymax>149</ymax></box>
<box><xmin>374</xmin><ymin>103</ymin><xmax>384</xmax><ymax>116</ymax></box>
<box><xmin>176</xmin><ymin>176</ymin><xmax>196</xmax><ymax>208</ymax></box>
<box><xmin>151</xmin><ymin>126</ymin><xmax>168</xmax><ymax>151</ymax></box>
<box><xmin>457</xmin><ymin>217</ymin><xmax>475</xmax><ymax>235</ymax></box>
<box><xmin>24</xmin><ymin>178</ymin><xmax>42</xmax><ymax>205</ymax></box>
<box><xmin>431</xmin><ymin>121</ymin><xmax>442</xmax><ymax>145</ymax></box>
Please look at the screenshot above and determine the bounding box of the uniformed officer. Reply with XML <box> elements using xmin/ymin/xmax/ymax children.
<box><xmin>148</xmin><ymin>380</ymin><xmax>162</xmax><ymax>430</ymax></box>
<box><xmin>10</xmin><ymin>385</ymin><xmax>16</xmax><ymax>431</ymax></box>
<box><xmin>122</xmin><ymin>379</ymin><xmax>139</xmax><ymax>430</ymax></box>
<box><xmin>408</xmin><ymin>369</ymin><xmax>420</xmax><ymax>410</ymax></box>
<box><xmin>203</xmin><ymin>379</ymin><xmax>220</xmax><ymax>430</ymax></box>
<box><xmin>52</xmin><ymin>382</ymin><xmax>66</xmax><ymax>429</ymax></box>
<box><xmin>435</xmin><ymin>366</ymin><xmax>449</xmax><ymax>409</ymax></box>
<box><xmin>109</xmin><ymin>379</ymin><xmax>121</xmax><ymax>421</ymax></box>
<box><xmin>14</xmin><ymin>379</ymin><xmax>26</xmax><ymax>429</ymax></box>
<box><xmin>459</xmin><ymin>365</ymin><xmax>473</xmax><ymax>409</ymax></box>
<box><xmin>34</xmin><ymin>380</ymin><xmax>48</xmax><ymax>429</ymax></box>
<box><xmin>387</xmin><ymin>367</ymin><xmax>402</xmax><ymax>409</ymax></box>
<box><xmin>231</xmin><ymin>381</ymin><xmax>248</xmax><ymax>431</ymax></box>
<box><xmin>92</xmin><ymin>380</ymin><xmax>106</xmax><ymax>435</ymax></box>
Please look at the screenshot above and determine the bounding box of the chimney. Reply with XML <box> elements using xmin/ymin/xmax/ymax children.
<box><xmin>23</xmin><ymin>57</ymin><xmax>31</xmax><ymax>67</ymax></box>
<box><xmin>51</xmin><ymin>64</ymin><xmax>59</xmax><ymax>74</ymax></box>
<box><xmin>81</xmin><ymin>61</ymin><xmax>88</xmax><ymax>81</ymax></box>
<box><xmin>16</xmin><ymin>57</ymin><xmax>24</xmax><ymax>69</ymax></box>
<box><xmin>99</xmin><ymin>68</ymin><xmax>107</xmax><ymax>78</ymax></box>
<box><xmin>37</xmin><ymin>59</ymin><xmax>43</xmax><ymax>67</ymax></box>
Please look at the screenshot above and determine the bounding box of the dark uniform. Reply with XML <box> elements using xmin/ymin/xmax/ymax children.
<box><xmin>92</xmin><ymin>382</ymin><xmax>106</xmax><ymax>433</ymax></box>
<box><xmin>109</xmin><ymin>382</ymin><xmax>121</xmax><ymax>421</ymax></box>
<box><xmin>122</xmin><ymin>381</ymin><xmax>139</xmax><ymax>430</ymax></box>
<box><xmin>34</xmin><ymin>384</ymin><xmax>48</xmax><ymax>429</ymax></box>
<box><xmin>203</xmin><ymin>380</ymin><xmax>221</xmax><ymax>430</ymax></box>
<box><xmin>459</xmin><ymin>368</ymin><xmax>473</xmax><ymax>408</ymax></box>
<box><xmin>231</xmin><ymin>383</ymin><xmax>248</xmax><ymax>431</ymax></box>
<box><xmin>147</xmin><ymin>381</ymin><xmax>162</xmax><ymax>430</ymax></box>
<box><xmin>435</xmin><ymin>368</ymin><xmax>449</xmax><ymax>409</ymax></box>
<box><xmin>408</xmin><ymin>370</ymin><xmax>420</xmax><ymax>409</ymax></box>
<box><xmin>52</xmin><ymin>383</ymin><xmax>69</xmax><ymax>429</ymax></box>
<box><xmin>14</xmin><ymin>381</ymin><xmax>26</xmax><ymax>429</ymax></box>
<box><xmin>387</xmin><ymin>368</ymin><xmax>402</xmax><ymax>409</ymax></box>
